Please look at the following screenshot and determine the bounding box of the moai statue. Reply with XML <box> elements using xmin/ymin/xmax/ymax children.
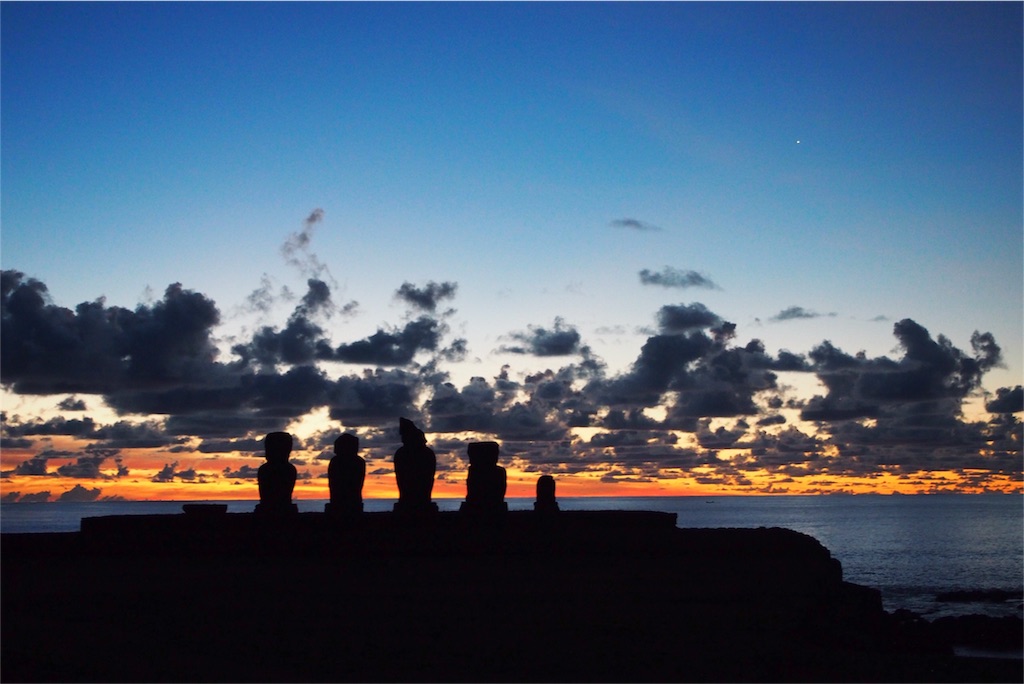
<box><xmin>460</xmin><ymin>441</ymin><xmax>508</xmax><ymax>516</ymax></box>
<box><xmin>255</xmin><ymin>431</ymin><xmax>298</xmax><ymax>515</ymax></box>
<box><xmin>326</xmin><ymin>432</ymin><xmax>366</xmax><ymax>517</ymax></box>
<box><xmin>393</xmin><ymin>417</ymin><xmax>438</xmax><ymax>515</ymax></box>
<box><xmin>534</xmin><ymin>474</ymin><xmax>559</xmax><ymax>513</ymax></box>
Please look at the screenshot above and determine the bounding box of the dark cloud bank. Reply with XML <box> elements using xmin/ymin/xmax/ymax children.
<box><xmin>1</xmin><ymin>268</ymin><xmax>1019</xmax><ymax>495</ymax></box>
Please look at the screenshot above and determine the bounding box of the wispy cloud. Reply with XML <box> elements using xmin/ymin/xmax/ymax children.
<box><xmin>610</xmin><ymin>218</ymin><xmax>661</xmax><ymax>232</ymax></box>
<box><xmin>281</xmin><ymin>208</ymin><xmax>334</xmax><ymax>284</ymax></box>
<box><xmin>770</xmin><ymin>306</ymin><xmax>836</xmax><ymax>322</ymax></box>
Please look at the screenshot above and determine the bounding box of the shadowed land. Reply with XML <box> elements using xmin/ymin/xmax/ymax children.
<box><xmin>3</xmin><ymin>509</ymin><xmax>1021</xmax><ymax>683</ymax></box>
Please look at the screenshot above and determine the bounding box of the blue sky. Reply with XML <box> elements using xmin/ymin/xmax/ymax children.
<box><xmin>1</xmin><ymin>2</ymin><xmax>1021</xmax><ymax>499</ymax></box>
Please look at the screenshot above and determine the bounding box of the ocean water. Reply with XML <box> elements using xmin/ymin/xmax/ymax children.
<box><xmin>2</xmin><ymin>494</ymin><xmax>1021</xmax><ymax>620</ymax></box>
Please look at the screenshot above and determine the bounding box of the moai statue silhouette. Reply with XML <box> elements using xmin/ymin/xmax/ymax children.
<box><xmin>327</xmin><ymin>432</ymin><xmax>366</xmax><ymax>517</ymax></box>
<box><xmin>256</xmin><ymin>431</ymin><xmax>298</xmax><ymax>515</ymax></box>
<box><xmin>534</xmin><ymin>474</ymin><xmax>559</xmax><ymax>514</ymax></box>
<box><xmin>393</xmin><ymin>417</ymin><xmax>438</xmax><ymax>515</ymax></box>
<box><xmin>460</xmin><ymin>441</ymin><xmax>508</xmax><ymax>516</ymax></box>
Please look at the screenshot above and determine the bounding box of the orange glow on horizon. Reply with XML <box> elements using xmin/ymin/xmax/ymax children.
<box><xmin>3</xmin><ymin>466</ymin><xmax>1020</xmax><ymax>503</ymax></box>
<box><xmin>3</xmin><ymin>433</ymin><xmax>1020</xmax><ymax>503</ymax></box>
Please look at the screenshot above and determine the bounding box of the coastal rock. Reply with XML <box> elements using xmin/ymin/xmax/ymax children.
<box><xmin>931</xmin><ymin>614</ymin><xmax>1024</xmax><ymax>651</ymax></box>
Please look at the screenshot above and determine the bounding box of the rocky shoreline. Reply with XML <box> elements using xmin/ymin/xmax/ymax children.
<box><xmin>2</xmin><ymin>509</ymin><xmax>1021</xmax><ymax>682</ymax></box>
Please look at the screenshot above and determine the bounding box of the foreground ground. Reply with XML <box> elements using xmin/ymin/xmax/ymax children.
<box><xmin>2</xmin><ymin>510</ymin><xmax>1021</xmax><ymax>682</ymax></box>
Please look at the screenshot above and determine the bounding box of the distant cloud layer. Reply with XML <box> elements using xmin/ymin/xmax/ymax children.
<box><xmin>1</xmin><ymin>265</ymin><xmax>1020</xmax><ymax>499</ymax></box>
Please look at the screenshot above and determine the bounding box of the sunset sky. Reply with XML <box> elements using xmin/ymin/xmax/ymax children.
<box><xmin>2</xmin><ymin>2</ymin><xmax>1021</xmax><ymax>503</ymax></box>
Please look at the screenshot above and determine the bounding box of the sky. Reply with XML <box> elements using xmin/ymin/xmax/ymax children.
<box><xmin>1</xmin><ymin>2</ymin><xmax>1021</xmax><ymax>503</ymax></box>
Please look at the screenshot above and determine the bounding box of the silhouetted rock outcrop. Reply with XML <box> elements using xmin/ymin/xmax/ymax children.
<box><xmin>931</xmin><ymin>614</ymin><xmax>1024</xmax><ymax>651</ymax></box>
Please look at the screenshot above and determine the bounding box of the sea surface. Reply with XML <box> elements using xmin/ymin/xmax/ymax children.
<box><xmin>3</xmin><ymin>494</ymin><xmax>1021</xmax><ymax>621</ymax></box>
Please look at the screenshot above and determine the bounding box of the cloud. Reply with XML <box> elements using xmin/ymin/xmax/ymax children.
<box><xmin>610</xmin><ymin>218</ymin><xmax>661</xmax><ymax>232</ymax></box>
<box><xmin>599</xmin><ymin>408</ymin><xmax>663</xmax><ymax>430</ymax></box>
<box><xmin>801</xmin><ymin>320</ymin><xmax>1004</xmax><ymax>438</ymax></box>
<box><xmin>1</xmin><ymin>268</ymin><xmax>1015</xmax><ymax>493</ymax></box>
<box><xmin>656</xmin><ymin>303</ymin><xmax>722</xmax><ymax>333</ymax></box>
<box><xmin>222</xmin><ymin>464</ymin><xmax>259</xmax><ymax>479</ymax></box>
<box><xmin>19</xmin><ymin>491</ymin><xmax>52</xmax><ymax>503</ymax></box>
<box><xmin>198</xmin><ymin>437</ymin><xmax>264</xmax><ymax>454</ymax></box>
<box><xmin>591</xmin><ymin>331</ymin><xmax>715</xmax><ymax>408</ymax></box>
<box><xmin>299</xmin><ymin>278</ymin><xmax>335</xmax><ymax>317</ymax></box>
<box><xmin>499</xmin><ymin>317</ymin><xmax>582</xmax><ymax>356</ymax></box>
<box><xmin>233</xmin><ymin>279</ymin><xmax>362</xmax><ymax>369</ymax></box>
<box><xmin>57</xmin><ymin>397</ymin><xmax>87</xmax><ymax>411</ymax></box>
<box><xmin>57</xmin><ymin>484</ymin><xmax>102</xmax><ymax>502</ymax></box>
<box><xmin>395</xmin><ymin>281</ymin><xmax>458</xmax><ymax>313</ymax></box>
<box><xmin>423</xmin><ymin>365</ymin><xmax>592</xmax><ymax>441</ymax></box>
<box><xmin>55</xmin><ymin>453</ymin><xmax>124</xmax><ymax>480</ymax></box>
<box><xmin>695</xmin><ymin>421</ymin><xmax>748</xmax><ymax>449</ymax></box>
<box><xmin>327</xmin><ymin>368</ymin><xmax>422</xmax><ymax>424</ymax></box>
<box><xmin>152</xmin><ymin>461</ymin><xmax>194</xmax><ymax>483</ymax></box>
<box><xmin>424</xmin><ymin>377</ymin><xmax>499</xmax><ymax>434</ymax></box>
<box><xmin>986</xmin><ymin>386</ymin><xmax>1023</xmax><ymax>414</ymax></box>
<box><xmin>176</xmin><ymin>467</ymin><xmax>198</xmax><ymax>481</ymax></box>
<box><xmin>281</xmin><ymin>208</ymin><xmax>332</xmax><ymax>281</ymax></box>
<box><xmin>334</xmin><ymin>317</ymin><xmax>446</xmax><ymax>366</ymax></box>
<box><xmin>249</xmin><ymin>365</ymin><xmax>334</xmax><ymax>418</ymax></box>
<box><xmin>0</xmin><ymin>269</ymin><xmax>443</xmax><ymax>437</ymax></box>
<box><xmin>241</xmin><ymin>274</ymin><xmax>296</xmax><ymax>316</ymax></box>
<box><xmin>235</xmin><ymin>281</ymin><xmax>335</xmax><ymax>368</ymax></box>
<box><xmin>770</xmin><ymin>306</ymin><xmax>836</xmax><ymax>322</ymax></box>
<box><xmin>639</xmin><ymin>267</ymin><xmax>719</xmax><ymax>290</ymax></box>
<box><xmin>7</xmin><ymin>457</ymin><xmax>54</xmax><ymax>477</ymax></box>
<box><xmin>3</xmin><ymin>415</ymin><xmax>177</xmax><ymax>449</ymax></box>
<box><xmin>2</xmin><ymin>270</ymin><xmax>222</xmax><ymax>395</ymax></box>
<box><xmin>0</xmin><ymin>436</ymin><xmax>33</xmax><ymax>450</ymax></box>
<box><xmin>5</xmin><ymin>416</ymin><xmax>99</xmax><ymax>438</ymax></box>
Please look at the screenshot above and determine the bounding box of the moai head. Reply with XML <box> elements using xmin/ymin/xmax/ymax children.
<box><xmin>537</xmin><ymin>475</ymin><xmax>556</xmax><ymax>502</ymax></box>
<box><xmin>334</xmin><ymin>432</ymin><xmax>359</xmax><ymax>456</ymax></box>
<box><xmin>399</xmin><ymin>417</ymin><xmax>426</xmax><ymax>447</ymax></box>
<box><xmin>265</xmin><ymin>431</ymin><xmax>293</xmax><ymax>463</ymax></box>
<box><xmin>467</xmin><ymin>441</ymin><xmax>500</xmax><ymax>468</ymax></box>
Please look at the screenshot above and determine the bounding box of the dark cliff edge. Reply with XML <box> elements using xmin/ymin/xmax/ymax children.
<box><xmin>2</xmin><ymin>510</ymin><xmax>1020</xmax><ymax>683</ymax></box>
